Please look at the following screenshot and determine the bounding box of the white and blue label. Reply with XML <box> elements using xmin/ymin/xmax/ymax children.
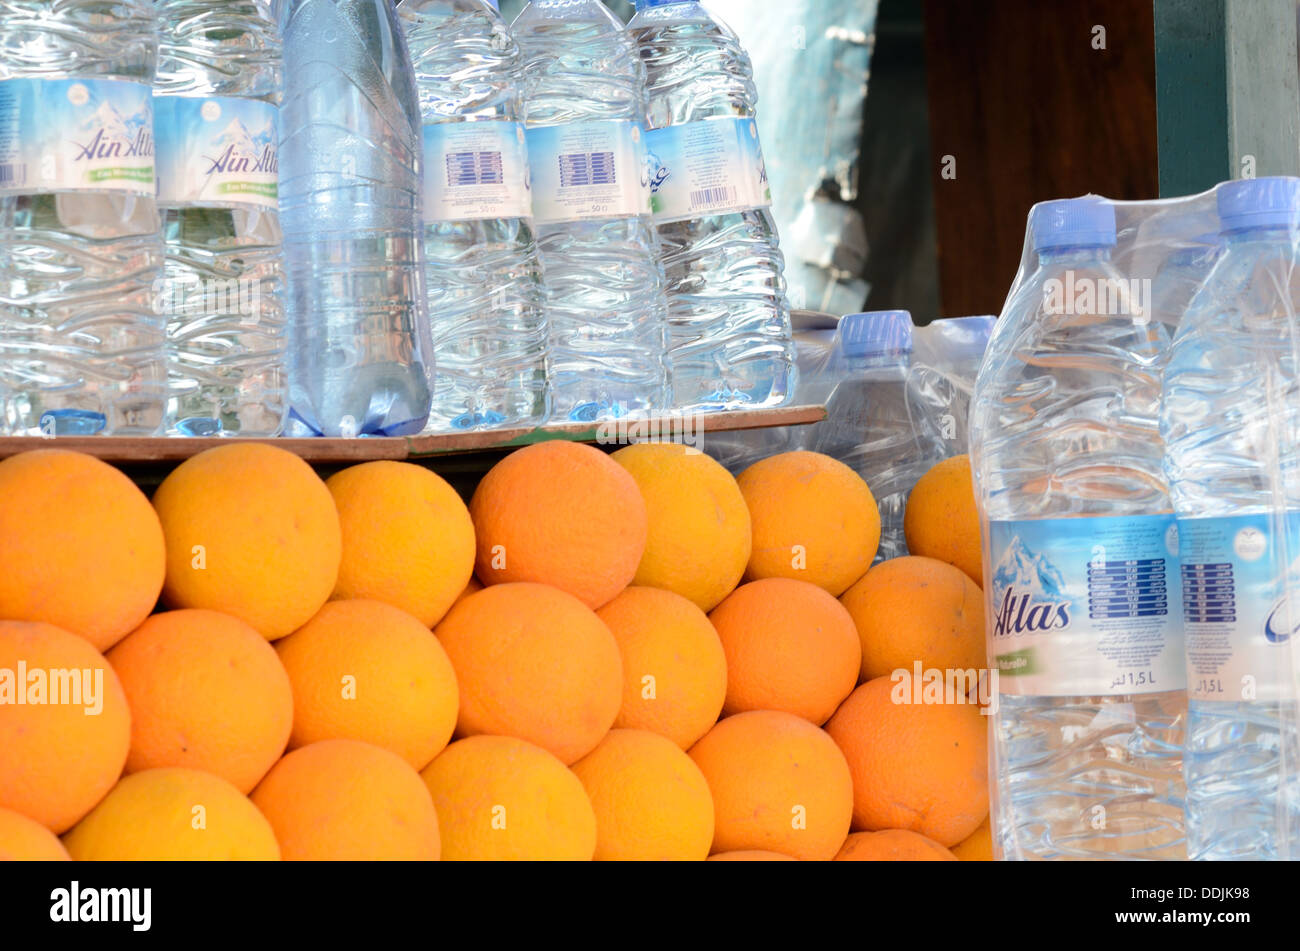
<box><xmin>1179</xmin><ymin>513</ymin><xmax>1298</xmax><ymax>702</ymax></box>
<box><xmin>644</xmin><ymin>116</ymin><xmax>771</xmax><ymax>223</ymax></box>
<box><xmin>526</xmin><ymin>119</ymin><xmax>650</xmax><ymax>225</ymax></box>
<box><xmin>422</xmin><ymin>119</ymin><xmax>530</xmax><ymax>222</ymax></box>
<box><xmin>0</xmin><ymin>78</ymin><xmax>154</xmax><ymax>196</ymax></box>
<box><xmin>988</xmin><ymin>514</ymin><xmax>1184</xmax><ymax>696</ymax></box>
<box><xmin>155</xmin><ymin>96</ymin><xmax>278</xmax><ymax>208</ymax></box>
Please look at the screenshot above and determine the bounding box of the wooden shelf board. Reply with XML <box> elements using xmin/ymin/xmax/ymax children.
<box><xmin>0</xmin><ymin>404</ymin><xmax>826</xmax><ymax>464</ymax></box>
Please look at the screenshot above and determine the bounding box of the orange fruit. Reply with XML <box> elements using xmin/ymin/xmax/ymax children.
<box><xmin>952</xmin><ymin>814</ymin><xmax>994</xmax><ymax>860</ymax></box>
<box><xmin>571</xmin><ymin>729</ymin><xmax>714</xmax><ymax>861</ymax></box>
<box><xmin>0</xmin><ymin>620</ymin><xmax>131</xmax><ymax>833</ymax></box>
<box><xmin>610</xmin><ymin>443</ymin><xmax>750</xmax><ymax>611</ymax></box>
<box><xmin>709</xmin><ymin>578</ymin><xmax>860</xmax><ymax>724</ymax></box>
<box><xmin>326</xmin><ymin>461</ymin><xmax>475</xmax><ymax>627</ymax></box>
<box><xmin>469</xmin><ymin>441</ymin><xmax>647</xmax><ymax>608</ymax></box>
<box><xmin>251</xmin><ymin>739</ymin><xmax>440</xmax><ymax>861</ymax></box>
<box><xmin>107</xmin><ymin>609</ymin><xmax>293</xmax><ymax>793</ymax></box>
<box><xmin>63</xmin><ymin>768</ymin><xmax>280</xmax><ymax>860</ymax></box>
<box><xmin>436</xmin><ymin>582</ymin><xmax>622</xmax><ymax>765</ymax></box>
<box><xmin>839</xmin><ymin>555</ymin><xmax>985</xmax><ymax>682</ymax></box>
<box><xmin>706</xmin><ymin>850</ymin><xmax>798</xmax><ymax>861</ymax></box>
<box><xmin>0</xmin><ymin>807</ymin><xmax>70</xmax><ymax>860</ymax></box>
<box><xmin>835</xmin><ymin>829</ymin><xmax>958</xmax><ymax>861</ymax></box>
<box><xmin>152</xmin><ymin>442</ymin><xmax>342</xmax><ymax>640</ymax></box>
<box><xmin>737</xmin><ymin>451</ymin><xmax>879</xmax><ymax>596</ymax></box>
<box><xmin>597</xmin><ymin>586</ymin><xmax>727</xmax><ymax>749</ymax></box>
<box><xmin>689</xmin><ymin>710</ymin><xmax>853</xmax><ymax>861</ymax></box>
<box><xmin>0</xmin><ymin>449</ymin><xmax>164</xmax><ymax>651</ymax></box>
<box><xmin>275</xmin><ymin>599</ymin><xmax>459</xmax><ymax>770</ymax></box>
<box><xmin>904</xmin><ymin>455</ymin><xmax>982</xmax><ymax>584</ymax></box>
<box><xmin>421</xmin><ymin>735</ymin><xmax>597</xmax><ymax>861</ymax></box>
<box><xmin>825</xmin><ymin>678</ymin><xmax>988</xmax><ymax>847</ymax></box>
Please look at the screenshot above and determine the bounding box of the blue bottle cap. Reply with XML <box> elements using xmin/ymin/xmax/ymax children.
<box><xmin>1029</xmin><ymin>197</ymin><xmax>1117</xmax><ymax>253</ymax></box>
<box><xmin>838</xmin><ymin>311</ymin><xmax>913</xmax><ymax>360</ymax></box>
<box><xmin>634</xmin><ymin>0</ymin><xmax>687</xmax><ymax>8</ymax></box>
<box><xmin>930</xmin><ymin>315</ymin><xmax>996</xmax><ymax>359</ymax></box>
<box><xmin>1217</xmin><ymin>177</ymin><xmax>1300</xmax><ymax>233</ymax></box>
<box><xmin>949</xmin><ymin>314</ymin><xmax>996</xmax><ymax>341</ymax></box>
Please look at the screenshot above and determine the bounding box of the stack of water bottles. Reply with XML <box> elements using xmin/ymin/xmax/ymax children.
<box><xmin>910</xmin><ymin>314</ymin><xmax>996</xmax><ymax>456</ymax></box>
<box><xmin>802</xmin><ymin>310</ymin><xmax>952</xmax><ymax>563</ymax></box>
<box><xmin>0</xmin><ymin>0</ymin><xmax>288</xmax><ymax>438</ymax></box>
<box><xmin>0</xmin><ymin>0</ymin><xmax>796</xmax><ymax>438</ymax></box>
<box><xmin>706</xmin><ymin>308</ymin><xmax>993</xmax><ymax>565</ymax></box>
<box><xmin>972</xmin><ymin>181</ymin><xmax>1300</xmax><ymax>861</ymax></box>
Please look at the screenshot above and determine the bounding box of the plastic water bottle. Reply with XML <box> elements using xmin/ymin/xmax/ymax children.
<box><xmin>400</xmin><ymin>0</ymin><xmax>550</xmax><ymax>432</ymax></box>
<box><xmin>971</xmin><ymin>197</ymin><xmax>1187</xmax><ymax>860</ymax></box>
<box><xmin>0</xmin><ymin>1</ymin><xmax>164</xmax><ymax>436</ymax></box>
<box><xmin>701</xmin><ymin>309</ymin><xmax>835</xmax><ymax>475</ymax></box>
<box><xmin>805</xmin><ymin>311</ymin><xmax>944</xmax><ymax>563</ymax></box>
<box><xmin>1149</xmin><ymin>236</ymin><xmax>1220</xmax><ymax>337</ymax></box>
<box><xmin>629</xmin><ymin>0</ymin><xmax>795</xmax><ymax>412</ymax></box>
<box><xmin>512</xmin><ymin>0</ymin><xmax>671</xmax><ymax>422</ymax></box>
<box><xmin>279</xmin><ymin>0</ymin><xmax>433</xmax><ymax>437</ymax></box>
<box><xmin>910</xmin><ymin>315</ymin><xmax>996</xmax><ymax>456</ymax></box>
<box><xmin>155</xmin><ymin>0</ymin><xmax>287</xmax><ymax>437</ymax></box>
<box><xmin>1161</xmin><ymin>177</ymin><xmax>1300</xmax><ymax>860</ymax></box>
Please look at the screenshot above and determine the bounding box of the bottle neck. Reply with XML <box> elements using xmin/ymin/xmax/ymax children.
<box><xmin>1035</xmin><ymin>245</ymin><xmax>1113</xmax><ymax>268</ymax></box>
<box><xmin>1223</xmin><ymin>224</ymin><xmax>1298</xmax><ymax>246</ymax></box>
<box><xmin>841</xmin><ymin>351</ymin><xmax>911</xmax><ymax>371</ymax></box>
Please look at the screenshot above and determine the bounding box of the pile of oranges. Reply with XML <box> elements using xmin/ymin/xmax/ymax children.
<box><xmin>0</xmin><ymin>436</ymin><xmax>992</xmax><ymax>862</ymax></box>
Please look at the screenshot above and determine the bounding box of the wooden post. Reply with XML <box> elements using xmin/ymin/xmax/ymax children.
<box><xmin>1155</xmin><ymin>0</ymin><xmax>1300</xmax><ymax>196</ymax></box>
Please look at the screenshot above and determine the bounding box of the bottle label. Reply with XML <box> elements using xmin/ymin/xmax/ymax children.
<box><xmin>526</xmin><ymin>119</ymin><xmax>651</xmax><ymax>225</ymax></box>
<box><xmin>644</xmin><ymin>116</ymin><xmax>771</xmax><ymax>222</ymax></box>
<box><xmin>422</xmin><ymin>119</ymin><xmax>530</xmax><ymax>222</ymax></box>
<box><xmin>0</xmin><ymin>78</ymin><xmax>154</xmax><ymax>196</ymax></box>
<box><xmin>987</xmin><ymin>514</ymin><xmax>1185</xmax><ymax>696</ymax></box>
<box><xmin>1178</xmin><ymin>513</ymin><xmax>1295</xmax><ymax>702</ymax></box>
<box><xmin>155</xmin><ymin>96</ymin><xmax>279</xmax><ymax>208</ymax></box>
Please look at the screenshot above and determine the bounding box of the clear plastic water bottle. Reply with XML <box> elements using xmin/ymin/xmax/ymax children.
<box><xmin>155</xmin><ymin>0</ymin><xmax>287</xmax><ymax>437</ymax></box>
<box><xmin>400</xmin><ymin>0</ymin><xmax>550</xmax><ymax>432</ymax></box>
<box><xmin>1161</xmin><ymin>177</ymin><xmax>1300</xmax><ymax>860</ymax></box>
<box><xmin>629</xmin><ymin>0</ymin><xmax>795</xmax><ymax>412</ymax></box>
<box><xmin>512</xmin><ymin>0</ymin><xmax>671</xmax><ymax>422</ymax></box>
<box><xmin>0</xmin><ymin>1</ymin><xmax>164</xmax><ymax>436</ymax></box>
<box><xmin>701</xmin><ymin>309</ymin><xmax>835</xmax><ymax>475</ymax></box>
<box><xmin>971</xmin><ymin>197</ymin><xmax>1187</xmax><ymax>860</ymax></box>
<box><xmin>1149</xmin><ymin>236</ymin><xmax>1220</xmax><ymax>339</ymax></box>
<box><xmin>805</xmin><ymin>311</ymin><xmax>944</xmax><ymax>562</ymax></box>
<box><xmin>279</xmin><ymin>0</ymin><xmax>433</xmax><ymax>437</ymax></box>
<box><xmin>910</xmin><ymin>315</ymin><xmax>996</xmax><ymax>456</ymax></box>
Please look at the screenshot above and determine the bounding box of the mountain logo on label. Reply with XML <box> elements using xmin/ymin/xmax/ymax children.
<box><xmin>204</xmin><ymin>114</ymin><xmax>278</xmax><ymax>180</ymax></box>
<box><xmin>74</xmin><ymin>98</ymin><xmax>153</xmax><ymax>162</ymax></box>
<box><xmin>992</xmin><ymin>535</ymin><xmax>1072</xmax><ymax>637</ymax></box>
